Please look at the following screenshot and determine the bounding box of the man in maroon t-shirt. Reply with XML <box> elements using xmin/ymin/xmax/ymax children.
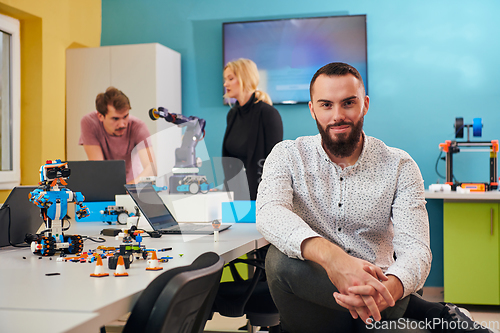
<box><xmin>79</xmin><ymin>87</ymin><xmax>156</xmax><ymax>183</ymax></box>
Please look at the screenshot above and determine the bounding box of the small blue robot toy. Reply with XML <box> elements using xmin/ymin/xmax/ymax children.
<box><xmin>100</xmin><ymin>205</ymin><xmax>130</xmax><ymax>225</ymax></box>
<box><xmin>28</xmin><ymin>160</ymin><xmax>90</xmax><ymax>256</ymax></box>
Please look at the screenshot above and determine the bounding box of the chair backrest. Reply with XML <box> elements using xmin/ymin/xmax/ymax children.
<box><xmin>123</xmin><ymin>252</ymin><xmax>224</xmax><ymax>333</ymax></box>
<box><xmin>212</xmin><ymin>248</ymin><xmax>280</xmax><ymax>329</ymax></box>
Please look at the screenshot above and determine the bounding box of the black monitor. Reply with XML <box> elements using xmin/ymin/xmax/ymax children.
<box><xmin>0</xmin><ymin>186</ymin><xmax>41</xmax><ymax>247</ymax></box>
<box><xmin>65</xmin><ymin>160</ymin><xmax>127</xmax><ymax>202</ymax></box>
<box><xmin>223</xmin><ymin>14</ymin><xmax>368</xmax><ymax>105</ymax></box>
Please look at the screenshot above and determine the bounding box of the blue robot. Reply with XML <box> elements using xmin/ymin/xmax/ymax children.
<box><xmin>100</xmin><ymin>205</ymin><xmax>130</xmax><ymax>225</ymax></box>
<box><xmin>28</xmin><ymin>159</ymin><xmax>90</xmax><ymax>256</ymax></box>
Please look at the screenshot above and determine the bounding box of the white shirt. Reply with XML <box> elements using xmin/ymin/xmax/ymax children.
<box><xmin>256</xmin><ymin>134</ymin><xmax>432</xmax><ymax>298</ymax></box>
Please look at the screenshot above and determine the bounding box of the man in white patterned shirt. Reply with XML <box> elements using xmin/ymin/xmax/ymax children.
<box><xmin>256</xmin><ymin>63</ymin><xmax>492</xmax><ymax>333</ymax></box>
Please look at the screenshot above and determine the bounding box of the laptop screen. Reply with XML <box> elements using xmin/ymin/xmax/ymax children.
<box><xmin>124</xmin><ymin>183</ymin><xmax>177</xmax><ymax>230</ymax></box>
<box><xmin>65</xmin><ymin>160</ymin><xmax>127</xmax><ymax>202</ymax></box>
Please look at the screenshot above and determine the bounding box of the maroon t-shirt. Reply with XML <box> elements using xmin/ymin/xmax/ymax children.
<box><xmin>79</xmin><ymin>111</ymin><xmax>151</xmax><ymax>182</ymax></box>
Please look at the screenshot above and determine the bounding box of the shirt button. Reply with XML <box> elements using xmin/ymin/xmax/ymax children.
<box><xmin>340</xmin><ymin>177</ymin><xmax>343</xmax><ymax>181</ymax></box>
<box><xmin>346</xmin><ymin>250</ymin><xmax>351</xmax><ymax>254</ymax></box>
<box><xmin>338</xmin><ymin>227</ymin><xmax>341</xmax><ymax>232</ymax></box>
<box><xmin>338</xmin><ymin>203</ymin><xmax>342</xmax><ymax>207</ymax></box>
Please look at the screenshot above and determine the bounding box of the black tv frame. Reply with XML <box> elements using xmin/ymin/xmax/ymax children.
<box><xmin>222</xmin><ymin>14</ymin><xmax>368</xmax><ymax>105</ymax></box>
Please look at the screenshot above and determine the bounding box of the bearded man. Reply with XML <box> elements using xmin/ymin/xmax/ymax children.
<box><xmin>256</xmin><ymin>63</ymin><xmax>492</xmax><ymax>333</ymax></box>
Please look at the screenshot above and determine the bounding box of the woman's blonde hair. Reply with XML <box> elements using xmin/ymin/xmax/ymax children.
<box><xmin>224</xmin><ymin>58</ymin><xmax>273</xmax><ymax>105</ymax></box>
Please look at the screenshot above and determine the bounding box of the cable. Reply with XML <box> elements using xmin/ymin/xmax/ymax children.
<box><xmin>435</xmin><ymin>150</ymin><xmax>460</xmax><ymax>184</ymax></box>
<box><xmin>125</xmin><ymin>226</ymin><xmax>158</xmax><ymax>238</ymax></box>
<box><xmin>82</xmin><ymin>236</ymin><xmax>106</xmax><ymax>243</ymax></box>
<box><xmin>62</xmin><ymin>217</ymin><xmax>71</xmax><ymax>231</ymax></box>
<box><xmin>144</xmin><ymin>230</ymin><xmax>162</xmax><ymax>238</ymax></box>
<box><xmin>435</xmin><ymin>151</ymin><xmax>446</xmax><ymax>179</ymax></box>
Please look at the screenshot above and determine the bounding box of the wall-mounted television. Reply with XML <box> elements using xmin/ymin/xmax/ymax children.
<box><xmin>223</xmin><ymin>15</ymin><xmax>368</xmax><ymax>105</ymax></box>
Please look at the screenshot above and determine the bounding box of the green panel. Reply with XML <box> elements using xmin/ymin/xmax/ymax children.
<box><xmin>444</xmin><ymin>202</ymin><xmax>500</xmax><ymax>304</ymax></box>
<box><xmin>220</xmin><ymin>254</ymin><xmax>249</xmax><ymax>282</ymax></box>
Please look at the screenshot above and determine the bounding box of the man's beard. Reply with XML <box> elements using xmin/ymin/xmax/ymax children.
<box><xmin>316</xmin><ymin>116</ymin><xmax>364</xmax><ymax>158</ymax></box>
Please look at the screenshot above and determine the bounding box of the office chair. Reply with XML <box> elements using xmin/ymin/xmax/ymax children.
<box><xmin>116</xmin><ymin>252</ymin><xmax>224</xmax><ymax>333</ymax></box>
<box><xmin>211</xmin><ymin>248</ymin><xmax>280</xmax><ymax>333</ymax></box>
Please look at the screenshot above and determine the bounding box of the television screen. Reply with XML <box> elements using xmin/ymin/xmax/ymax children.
<box><xmin>223</xmin><ymin>15</ymin><xmax>368</xmax><ymax>105</ymax></box>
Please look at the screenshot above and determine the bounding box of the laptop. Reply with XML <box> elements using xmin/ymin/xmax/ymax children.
<box><xmin>65</xmin><ymin>160</ymin><xmax>127</xmax><ymax>201</ymax></box>
<box><xmin>0</xmin><ymin>186</ymin><xmax>43</xmax><ymax>247</ymax></box>
<box><xmin>124</xmin><ymin>183</ymin><xmax>231</xmax><ymax>235</ymax></box>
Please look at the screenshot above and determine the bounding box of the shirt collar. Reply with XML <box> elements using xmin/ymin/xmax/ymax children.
<box><xmin>315</xmin><ymin>132</ymin><xmax>368</xmax><ymax>170</ymax></box>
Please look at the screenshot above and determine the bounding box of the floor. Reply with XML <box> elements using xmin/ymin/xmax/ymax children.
<box><xmin>421</xmin><ymin>287</ymin><xmax>500</xmax><ymax>333</ymax></box>
<box><xmin>104</xmin><ymin>287</ymin><xmax>500</xmax><ymax>332</ymax></box>
<box><xmin>204</xmin><ymin>313</ymin><xmax>249</xmax><ymax>332</ymax></box>
<box><xmin>203</xmin><ymin>287</ymin><xmax>500</xmax><ymax>333</ymax></box>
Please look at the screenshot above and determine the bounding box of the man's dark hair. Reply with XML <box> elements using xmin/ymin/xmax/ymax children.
<box><xmin>95</xmin><ymin>87</ymin><xmax>131</xmax><ymax>116</ymax></box>
<box><xmin>309</xmin><ymin>62</ymin><xmax>365</xmax><ymax>100</ymax></box>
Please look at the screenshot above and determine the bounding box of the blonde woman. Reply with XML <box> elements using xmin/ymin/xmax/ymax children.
<box><xmin>222</xmin><ymin>58</ymin><xmax>283</xmax><ymax>200</ymax></box>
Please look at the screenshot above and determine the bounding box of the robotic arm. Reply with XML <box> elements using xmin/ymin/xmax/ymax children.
<box><xmin>149</xmin><ymin>107</ymin><xmax>206</xmax><ymax>169</ymax></box>
<box><xmin>149</xmin><ymin>107</ymin><xmax>213</xmax><ymax>194</ymax></box>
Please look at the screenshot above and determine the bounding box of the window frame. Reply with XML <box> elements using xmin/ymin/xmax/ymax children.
<box><xmin>0</xmin><ymin>13</ymin><xmax>20</xmax><ymax>189</ymax></box>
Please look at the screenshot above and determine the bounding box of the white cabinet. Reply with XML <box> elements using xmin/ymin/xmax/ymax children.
<box><xmin>66</xmin><ymin>43</ymin><xmax>182</xmax><ymax>186</ymax></box>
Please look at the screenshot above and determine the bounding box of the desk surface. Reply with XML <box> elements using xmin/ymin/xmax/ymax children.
<box><xmin>425</xmin><ymin>190</ymin><xmax>500</xmax><ymax>200</ymax></box>
<box><xmin>0</xmin><ymin>310</ymin><xmax>99</xmax><ymax>333</ymax></box>
<box><xmin>0</xmin><ymin>222</ymin><xmax>267</xmax><ymax>333</ymax></box>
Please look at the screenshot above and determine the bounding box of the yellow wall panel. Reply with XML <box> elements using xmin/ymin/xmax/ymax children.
<box><xmin>0</xmin><ymin>0</ymin><xmax>101</xmax><ymax>202</ymax></box>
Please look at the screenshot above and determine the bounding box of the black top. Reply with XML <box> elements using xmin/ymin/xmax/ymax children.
<box><xmin>222</xmin><ymin>93</ymin><xmax>283</xmax><ymax>200</ymax></box>
<box><xmin>224</xmin><ymin>103</ymin><xmax>251</xmax><ymax>165</ymax></box>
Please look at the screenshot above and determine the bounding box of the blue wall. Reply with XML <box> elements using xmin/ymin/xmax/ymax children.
<box><xmin>101</xmin><ymin>0</ymin><xmax>500</xmax><ymax>286</ymax></box>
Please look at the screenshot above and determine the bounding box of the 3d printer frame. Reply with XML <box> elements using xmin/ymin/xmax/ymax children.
<box><xmin>439</xmin><ymin>140</ymin><xmax>499</xmax><ymax>191</ymax></box>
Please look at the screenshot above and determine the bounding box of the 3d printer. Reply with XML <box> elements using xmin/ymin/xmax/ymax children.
<box><xmin>439</xmin><ymin>117</ymin><xmax>498</xmax><ymax>191</ymax></box>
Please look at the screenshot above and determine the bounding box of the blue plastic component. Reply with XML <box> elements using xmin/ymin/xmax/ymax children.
<box><xmin>473</xmin><ymin>118</ymin><xmax>482</xmax><ymax>137</ymax></box>
<box><xmin>76</xmin><ymin>201</ymin><xmax>115</xmax><ymax>222</ymax></box>
<box><xmin>200</xmin><ymin>182</ymin><xmax>213</xmax><ymax>192</ymax></box>
<box><xmin>153</xmin><ymin>185</ymin><xmax>168</xmax><ymax>192</ymax></box>
<box><xmin>177</xmin><ymin>184</ymin><xmax>189</xmax><ymax>192</ymax></box>
<box><xmin>176</xmin><ymin>183</ymin><xmax>215</xmax><ymax>193</ymax></box>
<box><xmin>221</xmin><ymin>201</ymin><xmax>256</xmax><ymax>223</ymax></box>
<box><xmin>40</xmin><ymin>238</ymin><xmax>48</xmax><ymax>255</ymax></box>
<box><xmin>67</xmin><ymin>238</ymin><xmax>74</xmax><ymax>252</ymax></box>
<box><xmin>101</xmin><ymin>215</ymin><xmax>117</xmax><ymax>223</ymax></box>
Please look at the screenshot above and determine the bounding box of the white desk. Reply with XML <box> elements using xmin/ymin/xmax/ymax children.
<box><xmin>425</xmin><ymin>190</ymin><xmax>500</xmax><ymax>201</ymax></box>
<box><xmin>0</xmin><ymin>222</ymin><xmax>267</xmax><ymax>332</ymax></box>
<box><xmin>0</xmin><ymin>310</ymin><xmax>99</xmax><ymax>333</ymax></box>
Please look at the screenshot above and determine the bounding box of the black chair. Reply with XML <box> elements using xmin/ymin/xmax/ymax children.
<box><xmin>212</xmin><ymin>248</ymin><xmax>280</xmax><ymax>333</ymax></box>
<box><xmin>113</xmin><ymin>252</ymin><xmax>224</xmax><ymax>333</ymax></box>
